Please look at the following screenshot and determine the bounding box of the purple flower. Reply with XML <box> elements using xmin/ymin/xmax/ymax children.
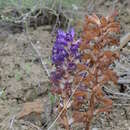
<box><xmin>52</xmin><ymin>43</ymin><xmax>63</xmax><ymax>53</ymax></box>
<box><xmin>56</xmin><ymin>30</ymin><xmax>67</xmax><ymax>46</ymax></box>
<box><xmin>66</xmin><ymin>28</ymin><xmax>75</xmax><ymax>42</ymax></box>
<box><xmin>56</xmin><ymin>29</ymin><xmax>67</xmax><ymax>46</ymax></box>
<box><xmin>52</xmin><ymin>46</ymin><xmax>68</xmax><ymax>64</ymax></box>
<box><xmin>70</xmin><ymin>39</ymin><xmax>81</xmax><ymax>56</ymax></box>
<box><xmin>70</xmin><ymin>44</ymin><xmax>79</xmax><ymax>53</ymax></box>
<box><xmin>52</xmin><ymin>54</ymin><xmax>63</xmax><ymax>64</ymax></box>
<box><xmin>50</xmin><ymin>69</ymin><xmax>65</xmax><ymax>82</ymax></box>
<box><xmin>57</xmin><ymin>29</ymin><xmax>66</xmax><ymax>38</ymax></box>
<box><xmin>68</xmin><ymin>62</ymin><xmax>76</xmax><ymax>71</ymax></box>
<box><xmin>56</xmin><ymin>37</ymin><xmax>67</xmax><ymax>46</ymax></box>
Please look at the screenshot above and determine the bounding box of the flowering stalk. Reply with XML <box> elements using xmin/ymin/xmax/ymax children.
<box><xmin>50</xmin><ymin>28</ymin><xmax>82</xmax><ymax>129</ymax></box>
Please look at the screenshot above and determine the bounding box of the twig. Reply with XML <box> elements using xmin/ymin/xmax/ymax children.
<box><xmin>87</xmin><ymin>0</ymin><xmax>96</xmax><ymax>13</ymax></box>
<box><xmin>24</xmin><ymin>18</ymin><xmax>50</xmax><ymax>78</ymax></box>
<box><xmin>109</xmin><ymin>95</ymin><xmax>130</xmax><ymax>100</ymax></box>
<box><xmin>22</xmin><ymin>121</ymin><xmax>42</xmax><ymax>130</ymax></box>
<box><xmin>13</xmin><ymin>6</ymin><xmax>38</xmax><ymax>24</ymax></box>
<box><xmin>30</xmin><ymin>41</ymin><xmax>50</xmax><ymax>78</ymax></box>
<box><xmin>9</xmin><ymin>115</ymin><xmax>15</xmax><ymax>130</ymax></box>
<box><xmin>118</xmin><ymin>78</ymin><xmax>130</xmax><ymax>84</ymax></box>
<box><xmin>116</xmin><ymin>63</ymin><xmax>130</xmax><ymax>72</ymax></box>
<box><xmin>51</xmin><ymin>13</ymin><xmax>60</xmax><ymax>35</ymax></box>
<box><xmin>118</xmin><ymin>33</ymin><xmax>130</xmax><ymax>51</ymax></box>
<box><xmin>113</xmin><ymin>103</ymin><xmax>130</xmax><ymax>106</ymax></box>
<box><xmin>116</xmin><ymin>71</ymin><xmax>130</xmax><ymax>76</ymax></box>
<box><xmin>104</xmin><ymin>87</ymin><xmax>130</xmax><ymax>98</ymax></box>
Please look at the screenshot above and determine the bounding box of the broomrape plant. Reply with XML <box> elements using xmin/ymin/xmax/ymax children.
<box><xmin>50</xmin><ymin>13</ymin><xmax>120</xmax><ymax>130</ymax></box>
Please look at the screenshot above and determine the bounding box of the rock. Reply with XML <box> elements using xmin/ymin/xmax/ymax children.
<box><xmin>17</xmin><ymin>99</ymin><xmax>44</xmax><ymax>119</ymax></box>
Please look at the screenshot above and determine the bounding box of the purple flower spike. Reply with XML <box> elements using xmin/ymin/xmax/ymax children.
<box><xmin>50</xmin><ymin>27</ymin><xmax>82</xmax><ymax>98</ymax></box>
<box><xmin>52</xmin><ymin>28</ymin><xmax>81</xmax><ymax>65</ymax></box>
